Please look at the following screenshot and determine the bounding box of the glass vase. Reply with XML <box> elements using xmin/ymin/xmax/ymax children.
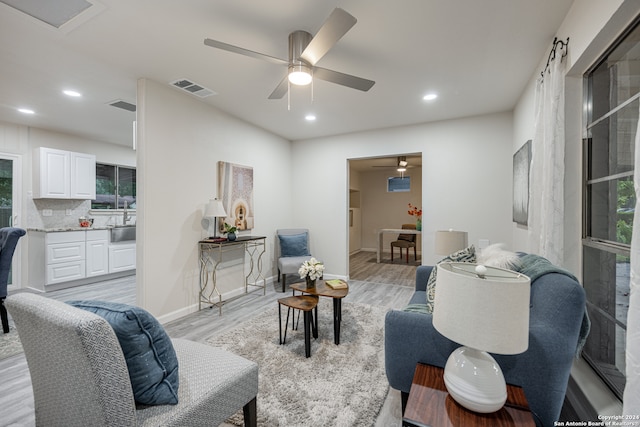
<box><xmin>416</xmin><ymin>218</ymin><xmax>422</xmax><ymax>231</ymax></box>
<box><xmin>305</xmin><ymin>276</ymin><xmax>316</xmax><ymax>288</ymax></box>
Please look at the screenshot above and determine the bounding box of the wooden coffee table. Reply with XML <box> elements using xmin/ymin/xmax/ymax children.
<box><xmin>290</xmin><ymin>280</ymin><xmax>348</xmax><ymax>344</ymax></box>
<box><xmin>403</xmin><ymin>363</ymin><xmax>535</xmax><ymax>427</ymax></box>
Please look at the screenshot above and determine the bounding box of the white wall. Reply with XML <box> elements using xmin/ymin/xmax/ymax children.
<box><xmin>358</xmin><ymin>167</ymin><xmax>422</xmax><ymax>252</ymax></box>
<box><xmin>136</xmin><ymin>78</ymin><xmax>291</xmax><ymax>320</ymax></box>
<box><xmin>292</xmin><ymin>112</ymin><xmax>514</xmax><ymax>276</ymax></box>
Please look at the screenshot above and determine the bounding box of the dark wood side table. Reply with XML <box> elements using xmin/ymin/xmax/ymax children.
<box><xmin>277</xmin><ymin>295</ymin><xmax>319</xmax><ymax>358</ymax></box>
<box><xmin>403</xmin><ymin>363</ymin><xmax>536</xmax><ymax>427</ymax></box>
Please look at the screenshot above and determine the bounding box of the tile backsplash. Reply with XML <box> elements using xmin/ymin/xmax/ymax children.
<box><xmin>29</xmin><ymin>199</ymin><xmax>135</xmax><ymax>229</ymax></box>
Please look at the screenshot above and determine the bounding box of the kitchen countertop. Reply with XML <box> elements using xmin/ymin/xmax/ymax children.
<box><xmin>28</xmin><ymin>226</ymin><xmax>115</xmax><ymax>232</ymax></box>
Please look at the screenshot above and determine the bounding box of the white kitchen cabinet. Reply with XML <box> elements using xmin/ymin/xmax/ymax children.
<box><xmin>109</xmin><ymin>243</ymin><xmax>136</xmax><ymax>273</ymax></box>
<box><xmin>33</xmin><ymin>147</ymin><xmax>96</xmax><ymax>199</ymax></box>
<box><xmin>70</xmin><ymin>152</ymin><xmax>96</xmax><ymax>199</ymax></box>
<box><xmin>86</xmin><ymin>230</ymin><xmax>109</xmax><ymax>277</ymax></box>
<box><xmin>45</xmin><ymin>231</ymin><xmax>86</xmax><ymax>285</ymax></box>
<box><xmin>29</xmin><ymin>229</ymin><xmax>135</xmax><ymax>290</ymax></box>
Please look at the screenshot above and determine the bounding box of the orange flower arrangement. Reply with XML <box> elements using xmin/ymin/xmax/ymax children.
<box><xmin>408</xmin><ymin>203</ymin><xmax>422</xmax><ymax>218</ymax></box>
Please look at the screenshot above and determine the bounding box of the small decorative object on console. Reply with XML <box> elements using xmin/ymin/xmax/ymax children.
<box><xmin>222</xmin><ymin>222</ymin><xmax>237</xmax><ymax>241</ymax></box>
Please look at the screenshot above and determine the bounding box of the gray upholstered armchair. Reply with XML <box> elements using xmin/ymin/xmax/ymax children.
<box><xmin>276</xmin><ymin>228</ymin><xmax>320</xmax><ymax>292</ymax></box>
<box><xmin>0</xmin><ymin>227</ymin><xmax>26</xmax><ymax>333</ymax></box>
<box><xmin>7</xmin><ymin>293</ymin><xmax>258</xmax><ymax>427</ymax></box>
<box><xmin>385</xmin><ymin>262</ymin><xmax>587</xmax><ymax>427</ymax></box>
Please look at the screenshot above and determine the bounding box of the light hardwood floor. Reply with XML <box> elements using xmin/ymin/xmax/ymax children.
<box><xmin>1</xmin><ymin>252</ymin><xmax>417</xmax><ymax>427</ymax></box>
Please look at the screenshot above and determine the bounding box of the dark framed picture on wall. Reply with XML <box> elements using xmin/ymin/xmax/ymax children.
<box><xmin>512</xmin><ymin>140</ymin><xmax>531</xmax><ymax>226</ymax></box>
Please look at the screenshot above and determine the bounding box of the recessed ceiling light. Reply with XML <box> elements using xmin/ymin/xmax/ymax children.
<box><xmin>423</xmin><ymin>93</ymin><xmax>438</xmax><ymax>101</ymax></box>
<box><xmin>63</xmin><ymin>90</ymin><xmax>82</xmax><ymax>97</ymax></box>
<box><xmin>18</xmin><ymin>108</ymin><xmax>35</xmax><ymax>114</ymax></box>
<box><xmin>305</xmin><ymin>114</ymin><xmax>317</xmax><ymax>121</ymax></box>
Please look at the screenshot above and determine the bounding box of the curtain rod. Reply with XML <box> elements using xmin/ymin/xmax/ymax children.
<box><xmin>540</xmin><ymin>37</ymin><xmax>570</xmax><ymax>78</ymax></box>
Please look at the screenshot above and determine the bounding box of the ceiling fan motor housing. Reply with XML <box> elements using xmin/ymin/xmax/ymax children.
<box><xmin>289</xmin><ymin>31</ymin><xmax>313</xmax><ymax>64</ymax></box>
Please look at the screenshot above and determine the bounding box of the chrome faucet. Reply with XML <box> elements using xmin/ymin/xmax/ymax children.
<box><xmin>123</xmin><ymin>200</ymin><xmax>131</xmax><ymax>225</ymax></box>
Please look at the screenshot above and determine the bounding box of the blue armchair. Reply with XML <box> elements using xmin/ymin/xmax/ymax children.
<box><xmin>0</xmin><ymin>227</ymin><xmax>26</xmax><ymax>333</ymax></box>
<box><xmin>385</xmin><ymin>262</ymin><xmax>587</xmax><ymax>426</ymax></box>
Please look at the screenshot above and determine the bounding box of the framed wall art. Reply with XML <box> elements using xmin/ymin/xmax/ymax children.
<box><xmin>218</xmin><ymin>161</ymin><xmax>254</xmax><ymax>231</ymax></box>
<box><xmin>512</xmin><ymin>140</ymin><xmax>531</xmax><ymax>226</ymax></box>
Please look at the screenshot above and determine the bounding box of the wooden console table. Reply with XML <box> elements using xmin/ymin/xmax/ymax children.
<box><xmin>403</xmin><ymin>363</ymin><xmax>535</xmax><ymax>427</ymax></box>
<box><xmin>198</xmin><ymin>236</ymin><xmax>266</xmax><ymax>314</ymax></box>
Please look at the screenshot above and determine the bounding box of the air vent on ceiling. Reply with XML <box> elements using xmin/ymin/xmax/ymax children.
<box><xmin>0</xmin><ymin>0</ymin><xmax>105</xmax><ymax>33</ymax></box>
<box><xmin>170</xmin><ymin>79</ymin><xmax>216</xmax><ymax>98</ymax></box>
<box><xmin>108</xmin><ymin>100</ymin><xmax>136</xmax><ymax>112</ymax></box>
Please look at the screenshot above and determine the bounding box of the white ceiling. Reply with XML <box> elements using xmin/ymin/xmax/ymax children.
<box><xmin>0</xmin><ymin>0</ymin><xmax>574</xmax><ymax>147</ymax></box>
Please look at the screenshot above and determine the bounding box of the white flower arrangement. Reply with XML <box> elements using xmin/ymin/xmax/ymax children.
<box><xmin>298</xmin><ymin>257</ymin><xmax>325</xmax><ymax>280</ymax></box>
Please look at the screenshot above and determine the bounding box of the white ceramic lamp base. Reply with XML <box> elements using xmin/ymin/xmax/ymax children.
<box><xmin>442</xmin><ymin>346</ymin><xmax>507</xmax><ymax>413</ymax></box>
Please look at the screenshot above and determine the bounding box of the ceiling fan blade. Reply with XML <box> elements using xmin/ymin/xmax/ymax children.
<box><xmin>204</xmin><ymin>38</ymin><xmax>288</xmax><ymax>66</ymax></box>
<box><xmin>300</xmin><ymin>8</ymin><xmax>357</xmax><ymax>66</ymax></box>
<box><xmin>268</xmin><ymin>76</ymin><xmax>288</xmax><ymax>99</ymax></box>
<box><xmin>313</xmin><ymin>67</ymin><xmax>375</xmax><ymax>92</ymax></box>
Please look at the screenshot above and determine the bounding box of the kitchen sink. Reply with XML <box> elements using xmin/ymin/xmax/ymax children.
<box><xmin>110</xmin><ymin>225</ymin><xmax>136</xmax><ymax>242</ymax></box>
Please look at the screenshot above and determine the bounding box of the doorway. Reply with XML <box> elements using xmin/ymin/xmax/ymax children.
<box><xmin>0</xmin><ymin>153</ymin><xmax>22</xmax><ymax>289</ymax></box>
<box><xmin>347</xmin><ymin>153</ymin><xmax>422</xmax><ymax>284</ymax></box>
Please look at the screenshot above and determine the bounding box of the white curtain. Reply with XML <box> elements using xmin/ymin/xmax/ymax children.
<box><xmin>623</xmin><ymin>103</ymin><xmax>640</xmax><ymax>414</ymax></box>
<box><xmin>528</xmin><ymin>46</ymin><xmax>566</xmax><ymax>266</ymax></box>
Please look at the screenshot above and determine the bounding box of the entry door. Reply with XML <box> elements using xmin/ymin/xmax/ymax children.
<box><xmin>0</xmin><ymin>153</ymin><xmax>22</xmax><ymax>288</ymax></box>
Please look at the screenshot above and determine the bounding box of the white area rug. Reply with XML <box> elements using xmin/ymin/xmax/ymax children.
<box><xmin>206</xmin><ymin>299</ymin><xmax>389</xmax><ymax>427</ymax></box>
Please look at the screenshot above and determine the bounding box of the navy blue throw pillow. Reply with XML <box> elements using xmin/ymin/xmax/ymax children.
<box><xmin>68</xmin><ymin>300</ymin><xmax>179</xmax><ymax>405</ymax></box>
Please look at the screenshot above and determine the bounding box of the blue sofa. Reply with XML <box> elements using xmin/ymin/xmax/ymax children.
<box><xmin>385</xmin><ymin>263</ymin><xmax>587</xmax><ymax>427</ymax></box>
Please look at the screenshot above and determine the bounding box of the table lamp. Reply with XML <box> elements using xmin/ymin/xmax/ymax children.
<box><xmin>433</xmin><ymin>262</ymin><xmax>530</xmax><ymax>413</ymax></box>
<box><xmin>201</xmin><ymin>198</ymin><xmax>227</xmax><ymax>238</ymax></box>
<box><xmin>435</xmin><ymin>229</ymin><xmax>468</xmax><ymax>255</ymax></box>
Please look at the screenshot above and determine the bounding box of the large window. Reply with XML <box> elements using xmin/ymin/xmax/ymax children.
<box><xmin>583</xmin><ymin>18</ymin><xmax>639</xmax><ymax>399</ymax></box>
<box><xmin>92</xmin><ymin>163</ymin><xmax>136</xmax><ymax>210</ymax></box>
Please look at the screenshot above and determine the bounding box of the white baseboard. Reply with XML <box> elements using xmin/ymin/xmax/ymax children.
<box><xmin>158</xmin><ymin>277</ymin><xmax>274</xmax><ymax>324</ymax></box>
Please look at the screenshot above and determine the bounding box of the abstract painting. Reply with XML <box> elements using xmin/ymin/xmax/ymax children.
<box><xmin>512</xmin><ymin>140</ymin><xmax>531</xmax><ymax>226</ymax></box>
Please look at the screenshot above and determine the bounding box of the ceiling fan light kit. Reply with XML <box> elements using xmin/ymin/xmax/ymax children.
<box><xmin>288</xmin><ymin>64</ymin><xmax>312</xmax><ymax>86</ymax></box>
<box><xmin>204</xmin><ymin>8</ymin><xmax>374</xmax><ymax>100</ymax></box>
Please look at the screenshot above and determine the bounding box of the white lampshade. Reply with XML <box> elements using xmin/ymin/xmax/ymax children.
<box><xmin>435</xmin><ymin>230</ymin><xmax>468</xmax><ymax>254</ymax></box>
<box><xmin>204</xmin><ymin>198</ymin><xmax>226</xmax><ymax>218</ymax></box>
<box><xmin>433</xmin><ymin>262</ymin><xmax>530</xmax><ymax>413</ymax></box>
<box><xmin>202</xmin><ymin>198</ymin><xmax>227</xmax><ymax>238</ymax></box>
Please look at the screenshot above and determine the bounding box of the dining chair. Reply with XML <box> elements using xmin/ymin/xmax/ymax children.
<box><xmin>390</xmin><ymin>224</ymin><xmax>417</xmax><ymax>263</ymax></box>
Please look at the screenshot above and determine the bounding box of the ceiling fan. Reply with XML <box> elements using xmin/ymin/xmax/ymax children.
<box><xmin>204</xmin><ymin>8</ymin><xmax>375</xmax><ymax>99</ymax></box>
<box><xmin>373</xmin><ymin>156</ymin><xmax>411</xmax><ymax>171</ymax></box>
